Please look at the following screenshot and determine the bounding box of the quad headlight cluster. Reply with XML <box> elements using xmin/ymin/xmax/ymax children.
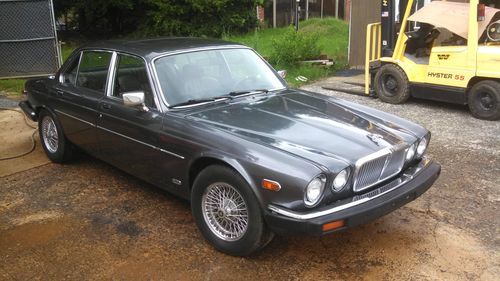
<box><xmin>332</xmin><ymin>168</ymin><xmax>349</xmax><ymax>192</ymax></box>
<box><xmin>304</xmin><ymin>175</ymin><xmax>326</xmax><ymax>207</ymax></box>
<box><xmin>304</xmin><ymin>168</ymin><xmax>350</xmax><ymax>207</ymax></box>
<box><xmin>304</xmin><ymin>135</ymin><xmax>429</xmax><ymax>207</ymax></box>
<box><xmin>406</xmin><ymin>134</ymin><xmax>430</xmax><ymax>163</ymax></box>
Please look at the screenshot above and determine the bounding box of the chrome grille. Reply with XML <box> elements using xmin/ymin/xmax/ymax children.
<box><xmin>353</xmin><ymin>145</ymin><xmax>406</xmax><ymax>192</ymax></box>
<box><xmin>380</xmin><ymin>147</ymin><xmax>406</xmax><ymax>180</ymax></box>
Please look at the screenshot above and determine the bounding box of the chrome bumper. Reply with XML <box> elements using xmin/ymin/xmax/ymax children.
<box><xmin>268</xmin><ymin>157</ymin><xmax>434</xmax><ymax>221</ymax></box>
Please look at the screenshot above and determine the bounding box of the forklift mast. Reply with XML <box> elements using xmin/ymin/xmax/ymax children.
<box><xmin>381</xmin><ymin>0</ymin><xmax>410</xmax><ymax>57</ymax></box>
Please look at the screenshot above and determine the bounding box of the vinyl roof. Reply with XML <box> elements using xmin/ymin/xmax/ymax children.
<box><xmin>79</xmin><ymin>37</ymin><xmax>246</xmax><ymax>60</ymax></box>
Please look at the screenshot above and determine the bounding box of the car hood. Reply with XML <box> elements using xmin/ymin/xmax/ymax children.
<box><xmin>187</xmin><ymin>90</ymin><xmax>418</xmax><ymax>171</ymax></box>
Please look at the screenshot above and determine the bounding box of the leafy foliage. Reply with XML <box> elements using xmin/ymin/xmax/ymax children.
<box><xmin>269</xmin><ymin>27</ymin><xmax>321</xmax><ymax>65</ymax></box>
<box><xmin>54</xmin><ymin>0</ymin><xmax>261</xmax><ymax>37</ymax></box>
<box><xmin>226</xmin><ymin>18</ymin><xmax>349</xmax><ymax>87</ymax></box>
<box><xmin>138</xmin><ymin>0</ymin><xmax>259</xmax><ymax>37</ymax></box>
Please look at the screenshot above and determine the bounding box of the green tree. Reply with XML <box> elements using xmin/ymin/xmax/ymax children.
<box><xmin>140</xmin><ymin>0</ymin><xmax>259</xmax><ymax>37</ymax></box>
<box><xmin>53</xmin><ymin>0</ymin><xmax>261</xmax><ymax>38</ymax></box>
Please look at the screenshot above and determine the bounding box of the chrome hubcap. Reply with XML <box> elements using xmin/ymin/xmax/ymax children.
<box><xmin>41</xmin><ymin>116</ymin><xmax>58</xmax><ymax>153</ymax></box>
<box><xmin>201</xmin><ymin>182</ymin><xmax>248</xmax><ymax>241</ymax></box>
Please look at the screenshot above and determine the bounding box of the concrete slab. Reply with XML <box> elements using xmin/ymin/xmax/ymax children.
<box><xmin>0</xmin><ymin>108</ymin><xmax>49</xmax><ymax>177</ymax></box>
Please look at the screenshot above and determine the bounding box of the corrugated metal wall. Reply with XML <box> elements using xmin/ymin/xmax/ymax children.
<box><xmin>348</xmin><ymin>0</ymin><xmax>381</xmax><ymax>67</ymax></box>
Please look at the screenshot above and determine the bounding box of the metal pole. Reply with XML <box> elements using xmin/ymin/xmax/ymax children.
<box><xmin>321</xmin><ymin>0</ymin><xmax>324</xmax><ymax>19</ymax></box>
<box><xmin>273</xmin><ymin>0</ymin><xmax>277</xmax><ymax>28</ymax></box>
<box><xmin>295</xmin><ymin>0</ymin><xmax>300</xmax><ymax>31</ymax></box>
<box><xmin>335</xmin><ymin>0</ymin><xmax>339</xmax><ymax>18</ymax></box>
<box><xmin>306</xmin><ymin>0</ymin><xmax>309</xmax><ymax>20</ymax></box>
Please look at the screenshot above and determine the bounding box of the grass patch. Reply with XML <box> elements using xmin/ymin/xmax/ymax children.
<box><xmin>0</xmin><ymin>45</ymin><xmax>76</xmax><ymax>95</ymax></box>
<box><xmin>225</xmin><ymin>18</ymin><xmax>349</xmax><ymax>87</ymax></box>
<box><xmin>1</xmin><ymin>19</ymin><xmax>349</xmax><ymax>94</ymax></box>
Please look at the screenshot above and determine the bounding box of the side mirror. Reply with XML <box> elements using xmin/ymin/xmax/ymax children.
<box><xmin>123</xmin><ymin>91</ymin><xmax>149</xmax><ymax>112</ymax></box>
<box><xmin>277</xmin><ymin>70</ymin><xmax>287</xmax><ymax>79</ymax></box>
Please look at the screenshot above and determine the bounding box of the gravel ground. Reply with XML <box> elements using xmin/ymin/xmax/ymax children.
<box><xmin>0</xmin><ymin>81</ymin><xmax>499</xmax><ymax>280</ymax></box>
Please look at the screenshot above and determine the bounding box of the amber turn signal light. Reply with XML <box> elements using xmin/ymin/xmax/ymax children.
<box><xmin>322</xmin><ymin>220</ymin><xmax>345</xmax><ymax>232</ymax></box>
<box><xmin>261</xmin><ymin>179</ymin><xmax>281</xmax><ymax>191</ymax></box>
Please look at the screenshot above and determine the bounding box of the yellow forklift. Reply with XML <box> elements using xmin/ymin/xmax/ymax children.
<box><xmin>365</xmin><ymin>0</ymin><xmax>500</xmax><ymax>120</ymax></box>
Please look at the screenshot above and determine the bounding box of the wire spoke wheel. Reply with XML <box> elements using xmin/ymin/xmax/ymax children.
<box><xmin>202</xmin><ymin>182</ymin><xmax>249</xmax><ymax>241</ymax></box>
<box><xmin>41</xmin><ymin>116</ymin><xmax>59</xmax><ymax>153</ymax></box>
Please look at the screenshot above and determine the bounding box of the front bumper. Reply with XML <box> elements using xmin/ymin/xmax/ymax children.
<box><xmin>265</xmin><ymin>158</ymin><xmax>441</xmax><ymax>236</ymax></box>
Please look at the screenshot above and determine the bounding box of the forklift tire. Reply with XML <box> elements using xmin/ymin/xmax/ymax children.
<box><xmin>374</xmin><ymin>64</ymin><xmax>410</xmax><ymax>104</ymax></box>
<box><xmin>468</xmin><ymin>81</ymin><xmax>500</xmax><ymax>121</ymax></box>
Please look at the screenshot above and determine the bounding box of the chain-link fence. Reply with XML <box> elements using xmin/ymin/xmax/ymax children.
<box><xmin>0</xmin><ymin>0</ymin><xmax>61</xmax><ymax>79</ymax></box>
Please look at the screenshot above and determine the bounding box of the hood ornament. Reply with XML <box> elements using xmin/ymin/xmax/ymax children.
<box><xmin>367</xmin><ymin>133</ymin><xmax>385</xmax><ymax>146</ymax></box>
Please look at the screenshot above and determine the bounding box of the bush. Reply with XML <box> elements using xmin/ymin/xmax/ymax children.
<box><xmin>138</xmin><ymin>0</ymin><xmax>260</xmax><ymax>38</ymax></box>
<box><xmin>269</xmin><ymin>27</ymin><xmax>321</xmax><ymax>65</ymax></box>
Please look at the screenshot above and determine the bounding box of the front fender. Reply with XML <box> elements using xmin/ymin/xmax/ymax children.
<box><xmin>189</xmin><ymin>144</ymin><xmax>324</xmax><ymax>211</ymax></box>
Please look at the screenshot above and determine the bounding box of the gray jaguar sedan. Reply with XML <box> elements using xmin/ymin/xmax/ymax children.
<box><xmin>19</xmin><ymin>38</ymin><xmax>441</xmax><ymax>256</ymax></box>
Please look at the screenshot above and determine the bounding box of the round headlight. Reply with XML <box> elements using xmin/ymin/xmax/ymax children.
<box><xmin>332</xmin><ymin>168</ymin><xmax>349</xmax><ymax>192</ymax></box>
<box><xmin>416</xmin><ymin>137</ymin><xmax>428</xmax><ymax>157</ymax></box>
<box><xmin>305</xmin><ymin>175</ymin><xmax>326</xmax><ymax>206</ymax></box>
<box><xmin>405</xmin><ymin>143</ymin><xmax>416</xmax><ymax>162</ymax></box>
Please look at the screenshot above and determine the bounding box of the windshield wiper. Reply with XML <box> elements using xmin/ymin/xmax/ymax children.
<box><xmin>169</xmin><ymin>98</ymin><xmax>216</xmax><ymax>108</ymax></box>
<box><xmin>169</xmin><ymin>90</ymin><xmax>268</xmax><ymax>108</ymax></box>
<box><xmin>228</xmin><ymin>89</ymin><xmax>269</xmax><ymax>97</ymax></box>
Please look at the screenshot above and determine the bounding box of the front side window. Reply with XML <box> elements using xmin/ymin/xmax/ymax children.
<box><xmin>154</xmin><ymin>48</ymin><xmax>286</xmax><ymax>106</ymax></box>
<box><xmin>112</xmin><ymin>54</ymin><xmax>156</xmax><ymax>108</ymax></box>
<box><xmin>76</xmin><ymin>51</ymin><xmax>112</xmax><ymax>93</ymax></box>
<box><xmin>62</xmin><ymin>53</ymin><xmax>80</xmax><ymax>85</ymax></box>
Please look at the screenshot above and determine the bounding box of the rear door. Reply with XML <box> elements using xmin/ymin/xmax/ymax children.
<box><xmin>96</xmin><ymin>53</ymin><xmax>167</xmax><ymax>186</ymax></box>
<box><xmin>51</xmin><ymin>50</ymin><xmax>112</xmax><ymax>155</ymax></box>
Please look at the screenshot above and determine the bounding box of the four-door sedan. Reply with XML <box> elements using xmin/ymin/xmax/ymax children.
<box><xmin>19</xmin><ymin>38</ymin><xmax>441</xmax><ymax>256</ymax></box>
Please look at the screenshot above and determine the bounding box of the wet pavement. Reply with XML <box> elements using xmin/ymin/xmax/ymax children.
<box><xmin>0</xmin><ymin>81</ymin><xmax>499</xmax><ymax>280</ymax></box>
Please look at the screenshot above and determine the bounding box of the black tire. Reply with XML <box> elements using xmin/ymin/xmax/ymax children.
<box><xmin>468</xmin><ymin>80</ymin><xmax>500</xmax><ymax>121</ymax></box>
<box><xmin>38</xmin><ymin>109</ymin><xmax>74</xmax><ymax>163</ymax></box>
<box><xmin>191</xmin><ymin>165</ymin><xmax>274</xmax><ymax>256</ymax></box>
<box><xmin>374</xmin><ymin>64</ymin><xmax>411</xmax><ymax>104</ymax></box>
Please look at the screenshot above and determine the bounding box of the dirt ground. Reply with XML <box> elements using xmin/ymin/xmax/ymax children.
<box><xmin>0</xmin><ymin>80</ymin><xmax>499</xmax><ymax>280</ymax></box>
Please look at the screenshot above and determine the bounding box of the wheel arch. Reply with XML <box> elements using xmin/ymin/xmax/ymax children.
<box><xmin>187</xmin><ymin>154</ymin><xmax>264</xmax><ymax>206</ymax></box>
<box><xmin>467</xmin><ymin>76</ymin><xmax>500</xmax><ymax>91</ymax></box>
<box><xmin>35</xmin><ymin>105</ymin><xmax>56</xmax><ymax>118</ymax></box>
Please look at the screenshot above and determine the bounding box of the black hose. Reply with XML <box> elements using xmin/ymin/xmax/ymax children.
<box><xmin>0</xmin><ymin>107</ymin><xmax>38</xmax><ymax>161</ymax></box>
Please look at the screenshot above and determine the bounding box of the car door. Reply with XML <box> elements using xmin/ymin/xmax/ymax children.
<box><xmin>51</xmin><ymin>50</ymin><xmax>112</xmax><ymax>155</ymax></box>
<box><xmin>96</xmin><ymin>52</ymin><xmax>168</xmax><ymax>186</ymax></box>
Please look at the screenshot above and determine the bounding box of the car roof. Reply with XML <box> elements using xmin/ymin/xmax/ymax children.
<box><xmin>79</xmin><ymin>37</ymin><xmax>246</xmax><ymax>60</ymax></box>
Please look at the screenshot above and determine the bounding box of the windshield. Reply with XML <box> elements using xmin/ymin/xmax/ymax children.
<box><xmin>154</xmin><ymin>48</ymin><xmax>286</xmax><ymax>106</ymax></box>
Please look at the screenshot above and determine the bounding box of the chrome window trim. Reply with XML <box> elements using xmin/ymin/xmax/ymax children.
<box><xmin>268</xmin><ymin>157</ymin><xmax>432</xmax><ymax>221</ymax></box>
<box><xmin>107</xmin><ymin>52</ymin><xmax>162</xmax><ymax>111</ymax></box>
<box><xmin>150</xmin><ymin>46</ymin><xmax>287</xmax><ymax>108</ymax></box>
<box><xmin>61</xmin><ymin>49</ymin><xmax>115</xmax><ymax>96</ymax></box>
<box><xmin>105</xmin><ymin>52</ymin><xmax>118</xmax><ymax>97</ymax></box>
<box><xmin>352</xmin><ymin>143</ymin><xmax>408</xmax><ymax>192</ymax></box>
<box><xmin>59</xmin><ymin>51</ymin><xmax>82</xmax><ymax>84</ymax></box>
